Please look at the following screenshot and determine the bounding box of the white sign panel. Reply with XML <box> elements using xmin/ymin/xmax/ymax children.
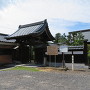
<box><xmin>59</xmin><ymin>45</ymin><xmax>68</xmax><ymax>52</ymax></box>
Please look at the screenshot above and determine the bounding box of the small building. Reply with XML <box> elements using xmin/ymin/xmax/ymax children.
<box><xmin>68</xmin><ymin>29</ymin><xmax>90</xmax><ymax>64</ymax></box>
<box><xmin>69</xmin><ymin>29</ymin><xmax>90</xmax><ymax>43</ymax></box>
<box><xmin>0</xmin><ymin>33</ymin><xmax>18</xmax><ymax>65</ymax></box>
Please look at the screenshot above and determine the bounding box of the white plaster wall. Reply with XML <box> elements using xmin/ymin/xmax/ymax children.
<box><xmin>82</xmin><ymin>31</ymin><xmax>90</xmax><ymax>42</ymax></box>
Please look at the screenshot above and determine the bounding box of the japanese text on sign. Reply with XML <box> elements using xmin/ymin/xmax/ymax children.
<box><xmin>47</xmin><ymin>45</ymin><xmax>58</xmax><ymax>55</ymax></box>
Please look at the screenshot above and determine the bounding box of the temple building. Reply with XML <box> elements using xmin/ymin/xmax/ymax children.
<box><xmin>0</xmin><ymin>19</ymin><xmax>89</xmax><ymax>65</ymax></box>
<box><xmin>6</xmin><ymin>19</ymin><xmax>55</xmax><ymax>64</ymax></box>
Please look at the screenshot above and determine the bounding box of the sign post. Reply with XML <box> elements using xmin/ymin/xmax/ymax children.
<box><xmin>43</xmin><ymin>57</ymin><xmax>47</xmax><ymax>66</ymax></box>
<box><xmin>62</xmin><ymin>52</ymin><xmax>65</xmax><ymax>68</ymax></box>
<box><xmin>72</xmin><ymin>55</ymin><xmax>74</xmax><ymax>71</ymax></box>
<box><xmin>59</xmin><ymin>45</ymin><xmax>68</xmax><ymax>68</ymax></box>
<box><xmin>47</xmin><ymin>45</ymin><xmax>58</xmax><ymax>67</ymax></box>
<box><xmin>55</xmin><ymin>55</ymin><xmax>56</xmax><ymax>67</ymax></box>
<box><xmin>49</xmin><ymin>55</ymin><xmax>51</xmax><ymax>66</ymax></box>
<box><xmin>72</xmin><ymin>51</ymin><xmax>74</xmax><ymax>71</ymax></box>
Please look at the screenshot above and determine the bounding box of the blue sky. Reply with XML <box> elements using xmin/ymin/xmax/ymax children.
<box><xmin>0</xmin><ymin>0</ymin><xmax>90</xmax><ymax>36</ymax></box>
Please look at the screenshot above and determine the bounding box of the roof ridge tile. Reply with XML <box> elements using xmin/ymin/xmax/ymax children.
<box><xmin>19</xmin><ymin>19</ymin><xmax>46</xmax><ymax>28</ymax></box>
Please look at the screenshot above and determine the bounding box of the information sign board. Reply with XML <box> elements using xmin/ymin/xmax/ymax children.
<box><xmin>59</xmin><ymin>45</ymin><xmax>68</xmax><ymax>52</ymax></box>
<box><xmin>47</xmin><ymin>45</ymin><xmax>58</xmax><ymax>55</ymax></box>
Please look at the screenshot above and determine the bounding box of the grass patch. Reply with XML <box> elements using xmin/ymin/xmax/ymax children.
<box><xmin>1</xmin><ymin>66</ymin><xmax>40</xmax><ymax>72</ymax></box>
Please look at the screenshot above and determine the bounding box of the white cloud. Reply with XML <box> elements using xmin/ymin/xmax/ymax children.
<box><xmin>0</xmin><ymin>0</ymin><xmax>90</xmax><ymax>35</ymax></box>
<box><xmin>49</xmin><ymin>26</ymin><xmax>69</xmax><ymax>36</ymax></box>
<box><xmin>48</xmin><ymin>19</ymin><xmax>75</xmax><ymax>36</ymax></box>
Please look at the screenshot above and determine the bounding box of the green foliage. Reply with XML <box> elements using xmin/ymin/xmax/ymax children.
<box><xmin>87</xmin><ymin>44</ymin><xmax>90</xmax><ymax>64</ymax></box>
<box><xmin>67</xmin><ymin>32</ymin><xmax>84</xmax><ymax>46</ymax></box>
<box><xmin>54</xmin><ymin>33</ymin><xmax>67</xmax><ymax>44</ymax></box>
<box><xmin>87</xmin><ymin>44</ymin><xmax>90</xmax><ymax>51</ymax></box>
<box><xmin>54</xmin><ymin>33</ymin><xmax>61</xmax><ymax>44</ymax></box>
<box><xmin>54</xmin><ymin>32</ymin><xmax>84</xmax><ymax>46</ymax></box>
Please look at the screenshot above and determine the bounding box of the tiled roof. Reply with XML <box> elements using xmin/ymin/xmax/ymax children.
<box><xmin>0</xmin><ymin>33</ymin><xmax>15</xmax><ymax>43</ymax></box>
<box><xmin>69</xmin><ymin>29</ymin><xmax>90</xmax><ymax>33</ymax></box>
<box><xmin>7</xmin><ymin>20</ymin><xmax>48</xmax><ymax>39</ymax></box>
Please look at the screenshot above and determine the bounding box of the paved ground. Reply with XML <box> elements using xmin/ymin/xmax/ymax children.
<box><xmin>65</xmin><ymin>63</ymin><xmax>89</xmax><ymax>70</ymax></box>
<box><xmin>0</xmin><ymin>70</ymin><xmax>90</xmax><ymax>90</ymax></box>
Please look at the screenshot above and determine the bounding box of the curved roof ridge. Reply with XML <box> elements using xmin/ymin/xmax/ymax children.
<box><xmin>6</xmin><ymin>19</ymin><xmax>47</xmax><ymax>38</ymax></box>
<box><xmin>19</xmin><ymin>19</ymin><xmax>47</xmax><ymax>28</ymax></box>
<box><xmin>6</xmin><ymin>19</ymin><xmax>54</xmax><ymax>41</ymax></box>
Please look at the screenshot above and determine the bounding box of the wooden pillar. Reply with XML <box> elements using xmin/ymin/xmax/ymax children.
<box><xmin>18</xmin><ymin>44</ymin><xmax>23</xmax><ymax>63</ymax></box>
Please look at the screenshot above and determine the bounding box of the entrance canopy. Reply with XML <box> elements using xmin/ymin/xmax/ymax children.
<box><xmin>6</xmin><ymin>19</ymin><xmax>54</xmax><ymax>44</ymax></box>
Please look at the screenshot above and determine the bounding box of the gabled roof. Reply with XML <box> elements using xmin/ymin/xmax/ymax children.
<box><xmin>7</xmin><ymin>19</ymin><xmax>55</xmax><ymax>41</ymax></box>
<box><xmin>69</xmin><ymin>29</ymin><xmax>90</xmax><ymax>33</ymax></box>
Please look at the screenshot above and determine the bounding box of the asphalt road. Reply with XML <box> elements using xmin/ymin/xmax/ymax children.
<box><xmin>0</xmin><ymin>70</ymin><xmax>90</xmax><ymax>90</ymax></box>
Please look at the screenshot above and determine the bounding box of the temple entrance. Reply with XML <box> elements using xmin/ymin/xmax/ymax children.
<box><xmin>35</xmin><ymin>47</ymin><xmax>45</xmax><ymax>64</ymax></box>
<box><xmin>15</xmin><ymin>44</ymin><xmax>45</xmax><ymax>64</ymax></box>
<box><xmin>7</xmin><ymin>20</ymin><xmax>55</xmax><ymax>64</ymax></box>
<box><xmin>17</xmin><ymin>45</ymin><xmax>36</xmax><ymax>64</ymax></box>
<box><xmin>29</xmin><ymin>45</ymin><xmax>45</xmax><ymax>64</ymax></box>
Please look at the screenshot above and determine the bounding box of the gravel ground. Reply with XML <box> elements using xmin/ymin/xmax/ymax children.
<box><xmin>0</xmin><ymin>70</ymin><xmax>90</xmax><ymax>90</ymax></box>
